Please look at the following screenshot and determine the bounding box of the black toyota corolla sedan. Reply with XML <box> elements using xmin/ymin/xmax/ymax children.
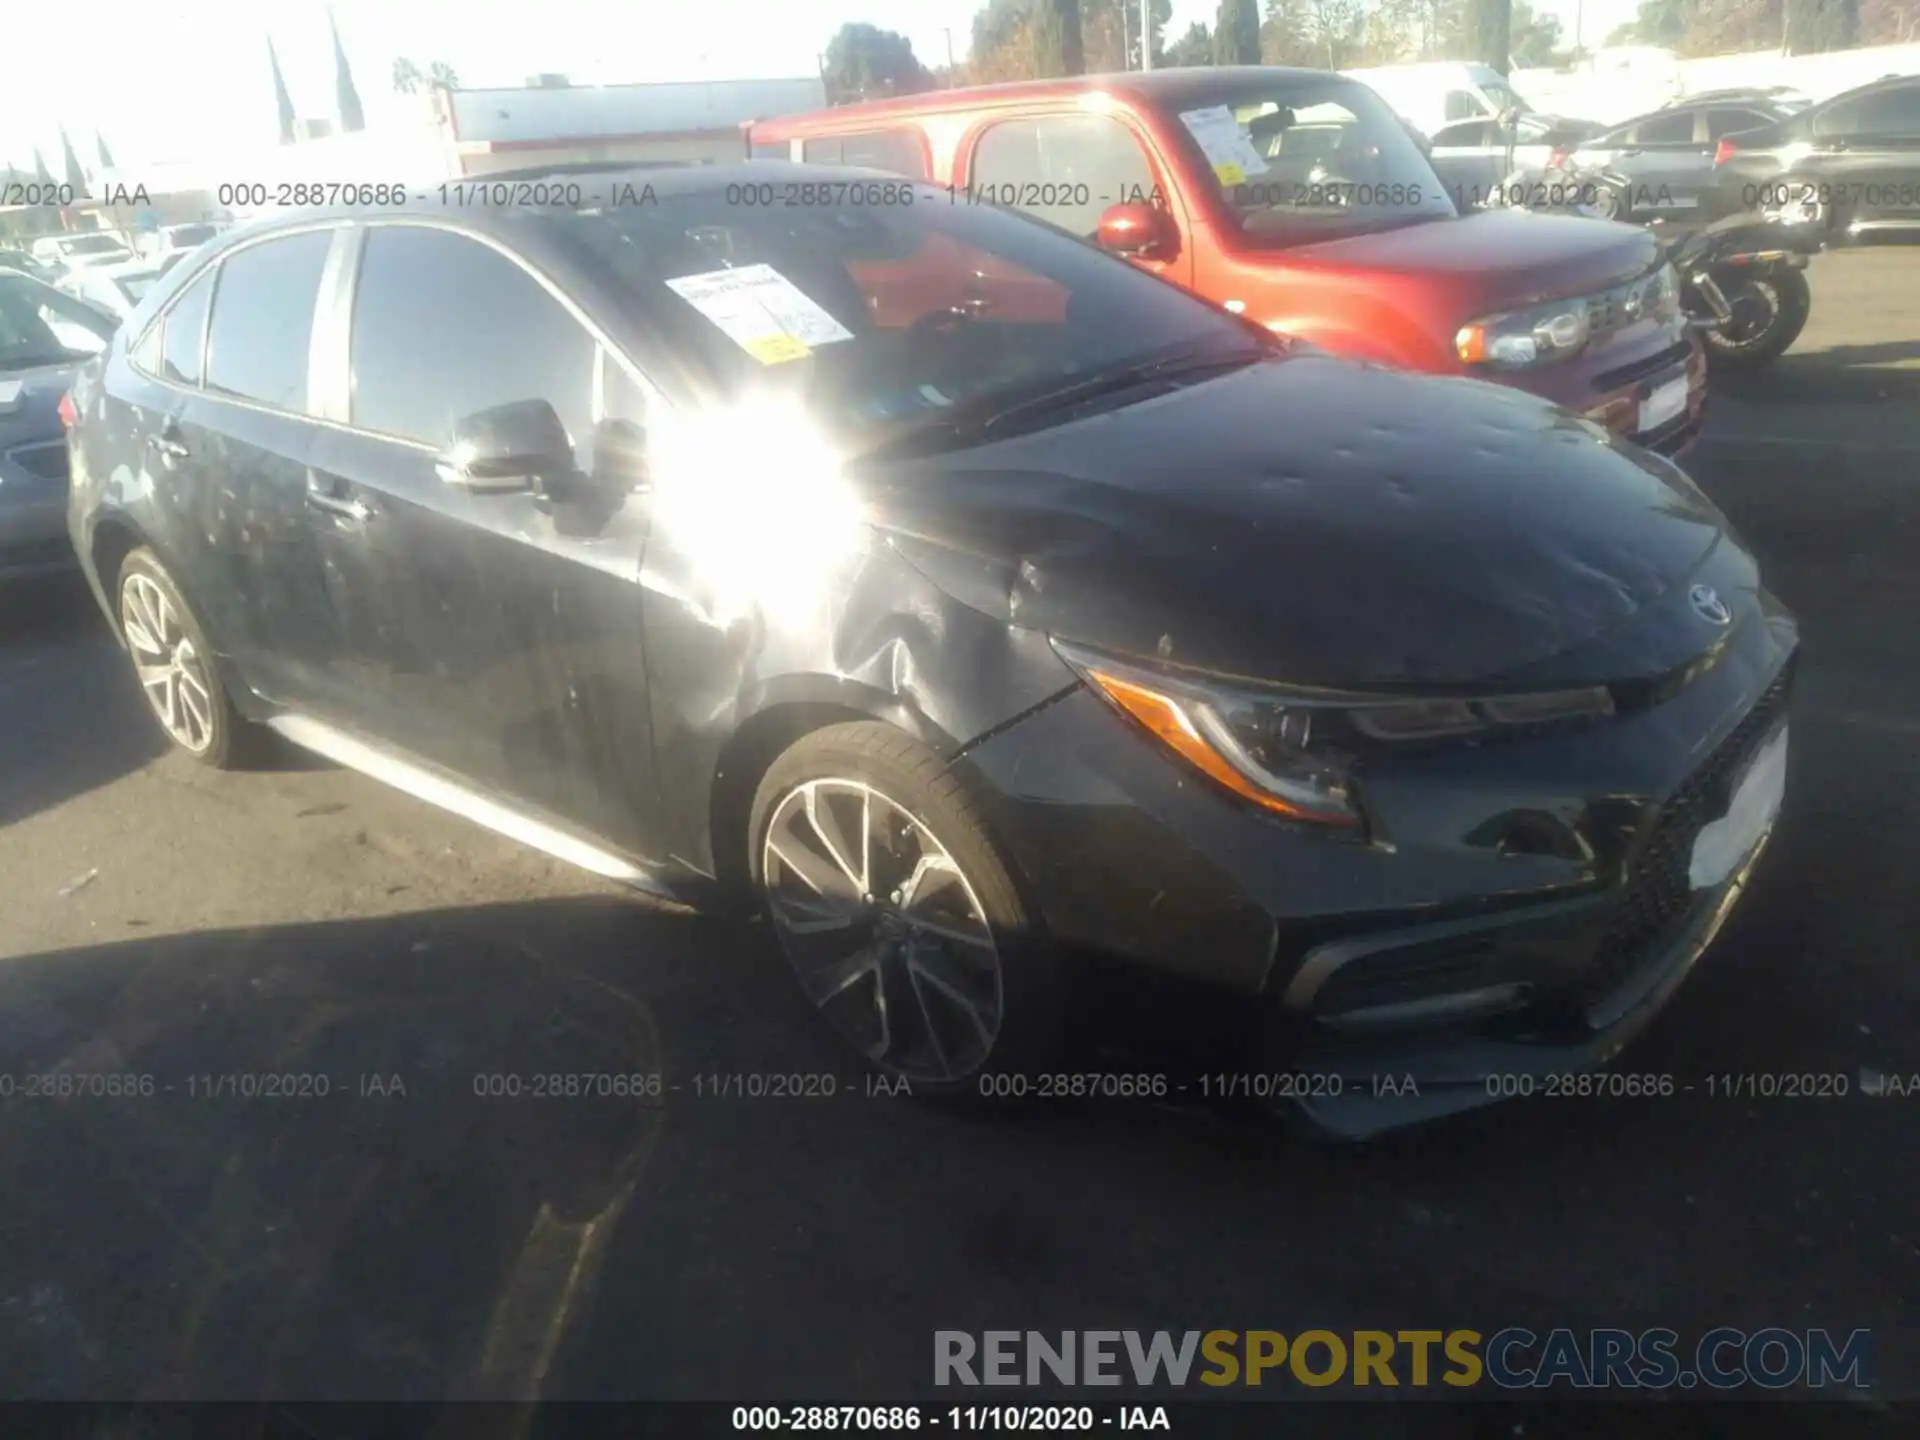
<box><xmin>63</xmin><ymin>164</ymin><xmax>1796</xmax><ymax>1135</ymax></box>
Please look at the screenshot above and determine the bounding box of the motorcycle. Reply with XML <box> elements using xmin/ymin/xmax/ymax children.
<box><xmin>1492</xmin><ymin>156</ymin><xmax>1820</xmax><ymax>371</ymax></box>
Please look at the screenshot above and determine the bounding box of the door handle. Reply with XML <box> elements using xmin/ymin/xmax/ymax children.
<box><xmin>147</xmin><ymin>430</ymin><xmax>189</xmax><ymax>459</ymax></box>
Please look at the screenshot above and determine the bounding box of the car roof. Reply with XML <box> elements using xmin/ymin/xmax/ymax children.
<box><xmin>165</xmin><ymin>161</ymin><xmax>946</xmax><ymax>291</ymax></box>
<box><xmin>754</xmin><ymin>66</ymin><xmax>1364</xmax><ymax>131</ymax></box>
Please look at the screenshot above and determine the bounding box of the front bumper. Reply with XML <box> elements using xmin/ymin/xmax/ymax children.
<box><xmin>1486</xmin><ymin>325</ymin><xmax>1709</xmax><ymax>460</ymax></box>
<box><xmin>962</xmin><ymin>601</ymin><xmax>1797</xmax><ymax>1136</ymax></box>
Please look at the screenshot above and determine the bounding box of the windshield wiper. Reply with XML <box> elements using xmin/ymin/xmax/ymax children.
<box><xmin>972</xmin><ymin>349</ymin><xmax>1263</xmax><ymax>439</ymax></box>
<box><xmin>855</xmin><ymin>347</ymin><xmax>1265</xmax><ymax>462</ymax></box>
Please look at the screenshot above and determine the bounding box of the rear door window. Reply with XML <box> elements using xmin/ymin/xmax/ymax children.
<box><xmin>1705</xmin><ymin>108</ymin><xmax>1773</xmax><ymax>140</ymax></box>
<box><xmin>800</xmin><ymin>130</ymin><xmax>928</xmax><ymax>178</ymax></box>
<box><xmin>1850</xmin><ymin>82</ymin><xmax>1920</xmax><ymax>137</ymax></box>
<box><xmin>348</xmin><ymin>225</ymin><xmax>595</xmax><ymax>450</ymax></box>
<box><xmin>1444</xmin><ymin>90</ymin><xmax>1485</xmax><ymax>122</ymax></box>
<box><xmin>159</xmin><ymin>268</ymin><xmax>215</xmax><ymax>386</ymax></box>
<box><xmin>1631</xmin><ymin>111</ymin><xmax>1698</xmax><ymax>146</ymax></box>
<box><xmin>204</xmin><ymin>230</ymin><xmax>334</xmax><ymax>412</ymax></box>
<box><xmin>968</xmin><ymin>115</ymin><xmax>1155</xmax><ymax>239</ymax></box>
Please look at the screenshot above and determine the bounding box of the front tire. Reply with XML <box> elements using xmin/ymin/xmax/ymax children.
<box><xmin>116</xmin><ymin>547</ymin><xmax>254</xmax><ymax>768</ymax></box>
<box><xmin>748</xmin><ymin>722</ymin><xmax>1064</xmax><ymax>1096</ymax></box>
<box><xmin>1702</xmin><ymin>266</ymin><xmax>1811</xmax><ymax>371</ymax></box>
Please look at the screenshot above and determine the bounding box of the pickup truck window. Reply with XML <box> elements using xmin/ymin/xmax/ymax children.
<box><xmin>969</xmin><ymin>115</ymin><xmax>1156</xmax><ymax>240</ymax></box>
<box><xmin>1172</xmin><ymin>80</ymin><xmax>1456</xmax><ymax>247</ymax></box>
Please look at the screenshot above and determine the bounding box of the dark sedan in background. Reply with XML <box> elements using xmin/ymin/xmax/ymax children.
<box><xmin>2</xmin><ymin>267</ymin><xmax>116</xmax><ymax>581</ymax></box>
<box><xmin>1703</xmin><ymin>72</ymin><xmax>1920</xmax><ymax>242</ymax></box>
<box><xmin>1559</xmin><ymin>93</ymin><xmax>1806</xmax><ymax>221</ymax></box>
<box><xmin>62</xmin><ymin>166</ymin><xmax>1796</xmax><ymax>1135</ymax></box>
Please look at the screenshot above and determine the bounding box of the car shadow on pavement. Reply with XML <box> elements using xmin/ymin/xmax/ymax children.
<box><xmin>1716</xmin><ymin>340</ymin><xmax>1920</xmax><ymax>410</ymax></box>
<box><xmin>0</xmin><ymin>575</ymin><xmax>170</xmax><ymax>828</ymax></box>
<box><xmin>2</xmin><ymin>880</ymin><xmax>1911</xmax><ymax>1408</ymax></box>
<box><xmin>0</xmin><ymin>576</ymin><xmax>336</xmax><ymax>829</ymax></box>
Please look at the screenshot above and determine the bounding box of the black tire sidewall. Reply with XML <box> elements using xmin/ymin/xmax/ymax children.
<box><xmin>117</xmin><ymin>546</ymin><xmax>238</xmax><ymax>768</ymax></box>
<box><xmin>1704</xmin><ymin>267</ymin><xmax>1811</xmax><ymax>370</ymax></box>
<box><xmin>747</xmin><ymin>721</ymin><xmax>1064</xmax><ymax>1096</ymax></box>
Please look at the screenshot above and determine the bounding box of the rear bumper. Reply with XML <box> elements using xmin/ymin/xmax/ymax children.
<box><xmin>0</xmin><ymin>440</ymin><xmax>75</xmax><ymax>581</ymax></box>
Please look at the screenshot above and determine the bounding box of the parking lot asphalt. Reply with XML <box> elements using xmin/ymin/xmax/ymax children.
<box><xmin>1</xmin><ymin>249</ymin><xmax>1916</xmax><ymax>1422</ymax></box>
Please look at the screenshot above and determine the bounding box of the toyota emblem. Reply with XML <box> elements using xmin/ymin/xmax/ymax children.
<box><xmin>1689</xmin><ymin>584</ymin><xmax>1732</xmax><ymax>626</ymax></box>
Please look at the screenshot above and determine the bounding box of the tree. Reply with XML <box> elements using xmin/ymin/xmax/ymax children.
<box><xmin>32</xmin><ymin>147</ymin><xmax>56</xmax><ymax>186</ymax></box>
<box><xmin>1165</xmin><ymin>19</ymin><xmax>1216</xmax><ymax>63</ymax></box>
<box><xmin>823</xmin><ymin>22</ymin><xmax>932</xmax><ymax>103</ymax></box>
<box><xmin>1033</xmin><ymin>0</ymin><xmax>1087</xmax><ymax>74</ymax></box>
<box><xmin>1304</xmin><ymin>0</ymin><xmax>1366</xmax><ymax>66</ymax></box>
<box><xmin>391</xmin><ymin>57</ymin><xmax>424</xmax><ymax>94</ymax></box>
<box><xmin>267</xmin><ymin>36</ymin><xmax>298</xmax><ymax>145</ymax></box>
<box><xmin>1215</xmin><ymin>0</ymin><xmax>1263</xmax><ymax>62</ymax></box>
<box><xmin>1785</xmin><ymin>0</ymin><xmax>1860</xmax><ymax>51</ymax></box>
<box><xmin>95</xmin><ymin>133</ymin><xmax>116</xmax><ymax>170</ymax></box>
<box><xmin>59</xmin><ymin>127</ymin><xmax>89</xmax><ymax>196</ymax></box>
<box><xmin>330</xmin><ymin>8</ymin><xmax>366</xmax><ymax>132</ymax></box>
<box><xmin>429</xmin><ymin>60</ymin><xmax>460</xmax><ymax>88</ymax></box>
<box><xmin>1462</xmin><ymin>0</ymin><xmax>1513</xmax><ymax>72</ymax></box>
<box><xmin>1862</xmin><ymin>0</ymin><xmax>1920</xmax><ymax>42</ymax></box>
<box><xmin>1509</xmin><ymin>0</ymin><xmax>1564</xmax><ymax>62</ymax></box>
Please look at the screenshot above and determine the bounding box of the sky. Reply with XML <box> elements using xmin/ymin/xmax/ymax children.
<box><xmin>3</xmin><ymin>0</ymin><xmax>1637</xmax><ymax>174</ymax></box>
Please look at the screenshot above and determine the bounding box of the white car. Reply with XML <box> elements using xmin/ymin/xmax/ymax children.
<box><xmin>56</xmin><ymin>258</ymin><xmax>168</xmax><ymax>321</ymax></box>
<box><xmin>29</xmin><ymin>231</ymin><xmax>135</xmax><ymax>274</ymax></box>
<box><xmin>138</xmin><ymin>220</ymin><xmax>223</xmax><ymax>260</ymax></box>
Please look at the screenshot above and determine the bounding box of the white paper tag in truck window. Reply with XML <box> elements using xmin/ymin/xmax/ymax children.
<box><xmin>0</xmin><ymin>379</ymin><xmax>24</xmax><ymax>410</ymax></box>
<box><xmin>665</xmin><ymin>263</ymin><xmax>855</xmax><ymax>365</ymax></box>
<box><xmin>1178</xmin><ymin>105</ymin><xmax>1270</xmax><ymax>187</ymax></box>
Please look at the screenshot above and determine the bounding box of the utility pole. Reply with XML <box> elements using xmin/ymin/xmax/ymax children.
<box><xmin>944</xmin><ymin>28</ymin><xmax>957</xmax><ymax>84</ymax></box>
<box><xmin>1141</xmin><ymin>0</ymin><xmax>1153</xmax><ymax>69</ymax></box>
<box><xmin>1122</xmin><ymin>0</ymin><xmax>1132</xmax><ymax>69</ymax></box>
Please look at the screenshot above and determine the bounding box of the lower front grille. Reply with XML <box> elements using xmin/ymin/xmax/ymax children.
<box><xmin>1584</xmin><ymin>667</ymin><xmax>1793</xmax><ymax>1004</ymax></box>
<box><xmin>1594</xmin><ymin>339</ymin><xmax>1694</xmax><ymax>393</ymax></box>
<box><xmin>1636</xmin><ymin>410</ymin><xmax>1698</xmax><ymax>456</ymax></box>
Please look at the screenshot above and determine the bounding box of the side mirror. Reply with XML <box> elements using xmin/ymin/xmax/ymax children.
<box><xmin>1095</xmin><ymin>202</ymin><xmax>1169</xmax><ymax>257</ymax></box>
<box><xmin>437</xmin><ymin>399</ymin><xmax>573</xmax><ymax>493</ymax></box>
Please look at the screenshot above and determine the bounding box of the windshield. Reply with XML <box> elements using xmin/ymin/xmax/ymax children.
<box><xmin>556</xmin><ymin>188</ymin><xmax>1269</xmax><ymax>454</ymax></box>
<box><xmin>0</xmin><ymin>271</ymin><xmax>117</xmax><ymax>368</ymax></box>
<box><xmin>62</xmin><ymin>234</ymin><xmax>127</xmax><ymax>256</ymax></box>
<box><xmin>1481</xmin><ymin>79</ymin><xmax>1531</xmax><ymax>115</ymax></box>
<box><xmin>1171</xmin><ymin>80</ymin><xmax>1458</xmax><ymax>247</ymax></box>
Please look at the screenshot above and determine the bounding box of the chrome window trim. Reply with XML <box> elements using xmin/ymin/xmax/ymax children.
<box><xmin>119</xmin><ymin>214</ymin><xmax>672</xmax><ymax>456</ymax></box>
<box><xmin>338</xmin><ymin>216</ymin><xmax>673</xmax><ymax>451</ymax></box>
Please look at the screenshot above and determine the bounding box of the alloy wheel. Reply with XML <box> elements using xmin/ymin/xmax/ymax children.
<box><xmin>1709</xmin><ymin>279</ymin><xmax>1782</xmax><ymax>353</ymax></box>
<box><xmin>121</xmin><ymin>571</ymin><xmax>216</xmax><ymax>753</ymax></box>
<box><xmin>761</xmin><ymin>778</ymin><xmax>1003</xmax><ymax>1084</ymax></box>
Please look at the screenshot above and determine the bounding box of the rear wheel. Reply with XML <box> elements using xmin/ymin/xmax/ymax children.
<box><xmin>1702</xmin><ymin>267</ymin><xmax>1811</xmax><ymax>371</ymax></box>
<box><xmin>117</xmin><ymin>547</ymin><xmax>254</xmax><ymax>768</ymax></box>
<box><xmin>748</xmin><ymin>723</ymin><xmax>1064</xmax><ymax>1096</ymax></box>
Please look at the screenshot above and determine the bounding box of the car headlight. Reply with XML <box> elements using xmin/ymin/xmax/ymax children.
<box><xmin>1456</xmin><ymin>296</ymin><xmax>1593</xmax><ymax>368</ymax></box>
<box><xmin>1054</xmin><ymin>641</ymin><xmax>1615</xmax><ymax>829</ymax></box>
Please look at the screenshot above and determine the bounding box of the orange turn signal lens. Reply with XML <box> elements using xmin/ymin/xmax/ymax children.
<box><xmin>1086</xmin><ymin>668</ymin><xmax>1342</xmax><ymax>823</ymax></box>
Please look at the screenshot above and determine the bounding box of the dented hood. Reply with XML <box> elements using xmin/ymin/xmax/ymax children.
<box><xmin>859</xmin><ymin>355</ymin><xmax>1733</xmax><ymax>689</ymax></box>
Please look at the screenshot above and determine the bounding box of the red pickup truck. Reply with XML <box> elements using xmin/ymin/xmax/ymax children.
<box><xmin>751</xmin><ymin>67</ymin><xmax>1706</xmax><ymax>456</ymax></box>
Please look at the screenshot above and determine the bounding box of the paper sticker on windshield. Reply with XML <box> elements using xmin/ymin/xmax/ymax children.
<box><xmin>665</xmin><ymin>263</ymin><xmax>855</xmax><ymax>365</ymax></box>
<box><xmin>1178</xmin><ymin>105</ymin><xmax>1270</xmax><ymax>186</ymax></box>
<box><xmin>0</xmin><ymin>380</ymin><xmax>23</xmax><ymax>409</ymax></box>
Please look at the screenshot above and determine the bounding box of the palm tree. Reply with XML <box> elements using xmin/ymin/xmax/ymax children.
<box><xmin>428</xmin><ymin>60</ymin><xmax>460</xmax><ymax>89</ymax></box>
<box><xmin>391</xmin><ymin>57</ymin><xmax>424</xmax><ymax>94</ymax></box>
